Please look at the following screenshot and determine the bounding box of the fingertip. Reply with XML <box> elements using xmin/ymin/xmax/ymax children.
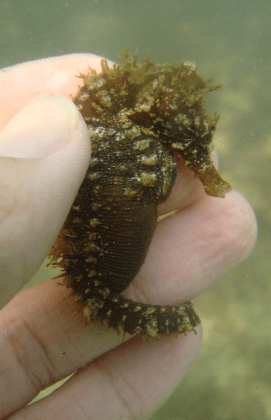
<box><xmin>0</xmin><ymin>95</ymin><xmax>89</xmax><ymax>158</ymax></box>
<box><xmin>224</xmin><ymin>190</ymin><xmax>258</xmax><ymax>261</ymax></box>
<box><xmin>0</xmin><ymin>53</ymin><xmax>112</xmax><ymax>131</ymax></box>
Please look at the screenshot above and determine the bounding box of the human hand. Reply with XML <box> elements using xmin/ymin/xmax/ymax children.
<box><xmin>0</xmin><ymin>55</ymin><xmax>257</xmax><ymax>420</ymax></box>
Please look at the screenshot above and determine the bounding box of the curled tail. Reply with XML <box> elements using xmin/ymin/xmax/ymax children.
<box><xmin>80</xmin><ymin>287</ymin><xmax>200</xmax><ymax>339</ymax></box>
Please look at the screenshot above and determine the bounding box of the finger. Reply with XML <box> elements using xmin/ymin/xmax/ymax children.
<box><xmin>0</xmin><ymin>279</ymin><xmax>130</xmax><ymax>418</ymax></box>
<box><xmin>0</xmin><ymin>54</ymin><xmax>110</xmax><ymax>131</ymax></box>
<box><xmin>0</xmin><ymin>95</ymin><xmax>90</xmax><ymax>307</ymax></box>
<box><xmin>7</xmin><ymin>332</ymin><xmax>202</xmax><ymax>420</ymax></box>
<box><xmin>127</xmin><ymin>189</ymin><xmax>257</xmax><ymax>302</ymax></box>
<box><xmin>1</xmin><ymin>279</ymin><xmax>202</xmax><ymax>420</ymax></box>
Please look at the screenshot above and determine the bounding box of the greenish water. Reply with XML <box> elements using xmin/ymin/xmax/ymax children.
<box><xmin>1</xmin><ymin>1</ymin><xmax>271</xmax><ymax>419</ymax></box>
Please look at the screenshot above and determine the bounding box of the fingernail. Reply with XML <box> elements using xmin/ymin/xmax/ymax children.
<box><xmin>0</xmin><ymin>95</ymin><xmax>85</xmax><ymax>158</ymax></box>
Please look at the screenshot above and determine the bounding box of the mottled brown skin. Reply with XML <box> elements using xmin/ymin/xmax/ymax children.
<box><xmin>49</xmin><ymin>51</ymin><xmax>231</xmax><ymax>339</ymax></box>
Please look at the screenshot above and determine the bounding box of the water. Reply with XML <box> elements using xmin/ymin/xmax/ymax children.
<box><xmin>1</xmin><ymin>1</ymin><xmax>270</xmax><ymax>419</ymax></box>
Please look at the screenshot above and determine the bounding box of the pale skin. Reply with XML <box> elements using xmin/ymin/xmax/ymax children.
<box><xmin>0</xmin><ymin>54</ymin><xmax>257</xmax><ymax>420</ymax></box>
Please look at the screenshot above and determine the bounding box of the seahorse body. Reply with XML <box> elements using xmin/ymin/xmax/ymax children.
<box><xmin>49</xmin><ymin>51</ymin><xmax>231</xmax><ymax>339</ymax></box>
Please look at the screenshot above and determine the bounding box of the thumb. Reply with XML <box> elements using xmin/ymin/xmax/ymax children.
<box><xmin>0</xmin><ymin>95</ymin><xmax>90</xmax><ymax>308</ymax></box>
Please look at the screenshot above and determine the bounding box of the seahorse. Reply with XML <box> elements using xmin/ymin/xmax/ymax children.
<box><xmin>48</xmin><ymin>51</ymin><xmax>231</xmax><ymax>339</ymax></box>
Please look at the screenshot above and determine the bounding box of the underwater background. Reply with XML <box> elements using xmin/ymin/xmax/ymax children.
<box><xmin>0</xmin><ymin>0</ymin><xmax>270</xmax><ymax>418</ymax></box>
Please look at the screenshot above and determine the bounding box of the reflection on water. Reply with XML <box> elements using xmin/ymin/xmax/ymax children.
<box><xmin>1</xmin><ymin>1</ymin><xmax>270</xmax><ymax>419</ymax></box>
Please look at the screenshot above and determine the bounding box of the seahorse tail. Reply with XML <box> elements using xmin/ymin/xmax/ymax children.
<box><xmin>82</xmin><ymin>290</ymin><xmax>200</xmax><ymax>339</ymax></box>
